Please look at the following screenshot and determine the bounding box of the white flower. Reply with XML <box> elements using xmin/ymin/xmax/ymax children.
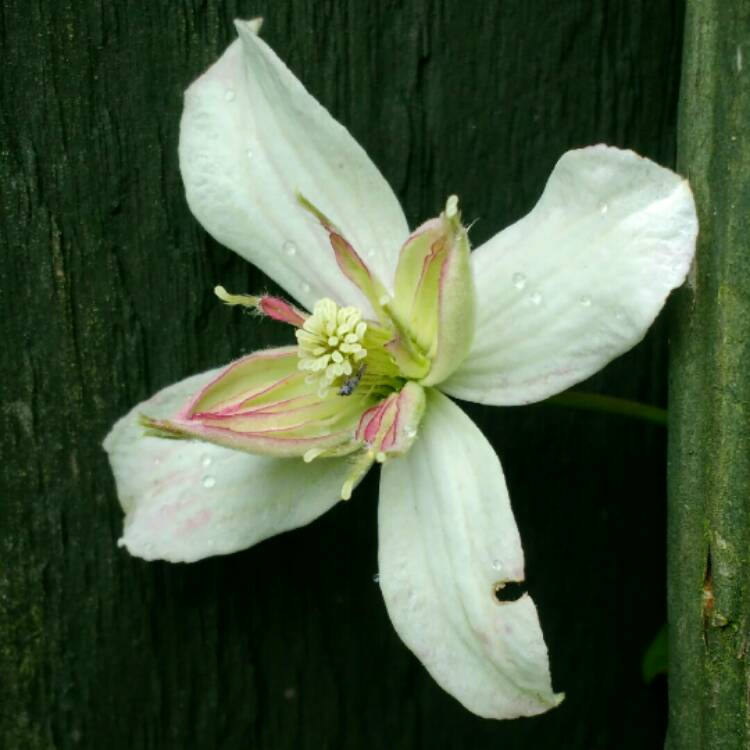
<box><xmin>104</xmin><ymin>18</ymin><xmax>697</xmax><ymax>720</ymax></box>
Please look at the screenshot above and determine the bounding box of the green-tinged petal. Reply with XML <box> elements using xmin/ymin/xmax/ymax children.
<box><xmin>389</xmin><ymin>196</ymin><xmax>475</xmax><ymax>386</ymax></box>
<box><xmin>355</xmin><ymin>381</ymin><xmax>425</xmax><ymax>457</ymax></box>
<box><xmin>378</xmin><ymin>389</ymin><xmax>562</xmax><ymax>718</ymax></box>
<box><xmin>148</xmin><ymin>347</ymin><xmax>374</xmax><ymax>457</ymax></box>
<box><xmin>104</xmin><ymin>369</ymin><xmax>352</xmax><ymax>562</ymax></box>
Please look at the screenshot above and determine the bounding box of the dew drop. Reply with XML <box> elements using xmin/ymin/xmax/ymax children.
<box><xmin>529</xmin><ymin>291</ymin><xmax>543</xmax><ymax>305</ymax></box>
<box><xmin>492</xmin><ymin>559</ymin><xmax>503</xmax><ymax>572</ymax></box>
<box><xmin>201</xmin><ymin>454</ymin><xmax>212</xmax><ymax>468</ymax></box>
<box><xmin>202</xmin><ymin>475</ymin><xmax>216</xmax><ymax>489</ymax></box>
<box><xmin>283</xmin><ymin>240</ymin><xmax>297</xmax><ymax>256</ymax></box>
<box><xmin>372</xmin><ymin>573</ymin><xmax>381</xmax><ymax>583</ymax></box>
<box><xmin>403</xmin><ymin>425</ymin><xmax>417</xmax><ymax>439</ymax></box>
<box><xmin>512</xmin><ymin>272</ymin><xmax>527</xmax><ymax>290</ymax></box>
<box><xmin>301</xmin><ymin>282</ymin><xmax>311</xmax><ymax>294</ymax></box>
<box><xmin>579</xmin><ymin>295</ymin><xmax>592</xmax><ymax>307</ymax></box>
<box><xmin>614</xmin><ymin>308</ymin><xmax>626</xmax><ymax>321</ymax></box>
<box><xmin>224</xmin><ymin>88</ymin><xmax>236</xmax><ymax>102</ymax></box>
<box><xmin>245</xmin><ymin>148</ymin><xmax>253</xmax><ymax>160</ymax></box>
<box><xmin>599</xmin><ymin>202</ymin><xmax>609</xmax><ymax>215</ymax></box>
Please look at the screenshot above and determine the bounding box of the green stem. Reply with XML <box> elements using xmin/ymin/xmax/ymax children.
<box><xmin>543</xmin><ymin>391</ymin><xmax>667</xmax><ymax>426</ymax></box>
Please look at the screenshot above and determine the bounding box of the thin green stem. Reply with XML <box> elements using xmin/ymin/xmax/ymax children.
<box><xmin>543</xmin><ymin>391</ymin><xmax>667</xmax><ymax>426</ymax></box>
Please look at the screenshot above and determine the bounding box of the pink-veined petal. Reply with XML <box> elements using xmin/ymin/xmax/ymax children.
<box><xmin>104</xmin><ymin>369</ymin><xmax>352</xmax><ymax>562</ymax></box>
<box><xmin>355</xmin><ymin>381</ymin><xmax>425</xmax><ymax>456</ymax></box>
<box><xmin>389</xmin><ymin>198</ymin><xmax>475</xmax><ymax>386</ymax></box>
<box><xmin>148</xmin><ymin>347</ymin><xmax>373</xmax><ymax>457</ymax></box>
<box><xmin>378</xmin><ymin>389</ymin><xmax>562</xmax><ymax>718</ymax></box>
<box><xmin>442</xmin><ymin>145</ymin><xmax>698</xmax><ymax>405</ymax></box>
<box><xmin>179</xmin><ymin>19</ymin><xmax>408</xmax><ymax>311</ymax></box>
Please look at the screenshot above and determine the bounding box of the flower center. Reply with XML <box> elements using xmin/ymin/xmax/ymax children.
<box><xmin>296</xmin><ymin>299</ymin><xmax>369</xmax><ymax>397</ymax></box>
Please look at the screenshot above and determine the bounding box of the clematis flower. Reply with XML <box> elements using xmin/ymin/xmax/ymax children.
<box><xmin>104</xmin><ymin>18</ymin><xmax>698</xmax><ymax>720</ymax></box>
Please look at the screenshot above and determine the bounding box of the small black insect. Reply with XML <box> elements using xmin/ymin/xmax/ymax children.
<box><xmin>338</xmin><ymin>364</ymin><xmax>366</xmax><ymax>396</ymax></box>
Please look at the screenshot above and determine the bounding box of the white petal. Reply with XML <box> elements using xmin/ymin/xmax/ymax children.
<box><xmin>179</xmin><ymin>19</ymin><xmax>408</xmax><ymax>311</ymax></box>
<box><xmin>378</xmin><ymin>389</ymin><xmax>562</xmax><ymax>718</ymax></box>
<box><xmin>442</xmin><ymin>145</ymin><xmax>698</xmax><ymax>405</ymax></box>
<box><xmin>104</xmin><ymin>369</ymin><xmax>350</xmax><ymax>562</ymax></box>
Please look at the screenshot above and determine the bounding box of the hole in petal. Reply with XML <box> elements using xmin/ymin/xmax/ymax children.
<box><xmin>494</xmin><ymin>580</ymin><xmax>526</xmax><ymax>604</ymax></box>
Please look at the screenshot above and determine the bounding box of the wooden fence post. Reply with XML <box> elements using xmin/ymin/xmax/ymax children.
<box><xmin>668</xmin><ymin>1</ymin><xmax>750</xmax><ymax>747</ymax></box>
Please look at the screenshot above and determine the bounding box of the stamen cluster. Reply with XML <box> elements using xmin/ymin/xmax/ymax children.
<box><xmin>296</xmin><ymin>299</ymin><xmax>368</xmax><ymax>396</ymax></box>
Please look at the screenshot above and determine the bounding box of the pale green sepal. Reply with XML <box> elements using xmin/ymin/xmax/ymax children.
<box><xmin>145</xmin><ymin>347</ymin><xmax>376</xmax><ymax>458</ymax></box>
<box><xmin>390</xmin><ymin>220</ymin><xmax>444</xmax><ymax>352</ymax></box>
<box><xmin>420</xmin><ymin>202</ymin><xmax>475</xmax><ymax>386</ymax></box>
<box><xmin>390</xmin><ymin>196</ymin><xmax>476</xmax><ymax>387</ymax></box>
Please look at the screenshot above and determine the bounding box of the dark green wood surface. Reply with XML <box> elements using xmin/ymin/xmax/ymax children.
<box><xmin>668</xmin><ymin>1</ymin><xmax>750</xmax><ymax>748</ymax></box>
<box><xmin>1</xmin><ymin>1</ymin><xmax>685</xmax><ymax>748</ymax></box>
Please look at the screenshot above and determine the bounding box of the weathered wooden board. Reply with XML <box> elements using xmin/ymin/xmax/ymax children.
<box><xmin>1</xmin><ymin>1</ymin><xmax>684</xmax><ymax>747</ymax></box>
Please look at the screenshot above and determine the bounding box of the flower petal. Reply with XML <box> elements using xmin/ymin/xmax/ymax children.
<box><xmin>442</xmin><ymin>145</ymin><xmax>698</xmax><ymax>405</ymax></box>
<box><xmin>148</xmin><ymin>347</ymin><xmax>374</xmax><ymax>457</ymax></box>
<box><xmin>104</xmin><ymin>369</ymin><xmax>353</xmax><ymax>562</ymax></box>
<box><xmin>378</xmin><ymin>389</ymin><xmax>562</xmax><ymax>718</ymax></box>
<box><xmin>389</xmin><ymin>197</ymin><xmax>475</xmax><ymax>386</ymax></box>
<box><xmin>355</xmin><ymin>381</ymin><xmax>425</xmax><ymax>456</ymax></box>
<box><xmin>179</xmin><ymin>19</ymin><xmax>408</xmax><ymax>311</ymax></box>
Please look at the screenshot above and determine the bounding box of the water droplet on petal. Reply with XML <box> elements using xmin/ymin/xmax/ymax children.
<box><xmin>579</xmin><ymin>295</ymin><xmax>592</xmax><ymax>307</ymax></box>
<box><xmin>372</xmin><ymin>573</ymin><xmax>381</xmax><ymax>583</ymax></box>
<box><xmin>492</xmin><ymin>559</ymin><xmax>503</xmax><ymax>572</ymax></box>
<box><xmin>599</xmin><ymin>202</ymin><xmax>609</xmax><ymax>215</ymax></box>
<box><xmin>283</xmin><ymin>240</ymin><xmax>297</xmax><ymax>256</ymax></box>
<box><xmin>403</xmin><ymin>425</ymin><xmax>417</xmax><ymax>439</ymax></box>
<box><xmin>245</xmin><ymin>149</ymin><xmax>253</xmax><ymax>160</ymax></box>
<box><xmin>512</xmin><ymin>272</ymin><xmax>527</xmax><ymax>290</ymax></box>
<box><xmin>529</xmin><ymin>291</ymin><xmax>543</xmax><ymax>305</ymax></box>
<box><xmin>202</xmin><ymin>475</ymin><xmax>216</xmax><ymax>489</ymax></box>
<box><xmin>201</xmin><ymin>454</ymin><xmax>212</xmax><ymax>468</ymax></box>
<box><xmin>224</xmin><ymin>88</ymin><xmax>236</xmax><ymax>102</ymax></box>
<box><xmin>301</xmin><ymin>282</ymin><xmax>311</xmax><ymax>294</ymax></box>
<box><xmin>614</xmin><ymin>308</ymin><xmax>626</xmax><ymax>321</ymax></box>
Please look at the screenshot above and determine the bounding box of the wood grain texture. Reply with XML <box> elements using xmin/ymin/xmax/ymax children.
<box><xmin>668</xmin><ymin>1</ymin><xmax>750</xmax><ymax>748</ymax></box>
<box><xmin>1</xmin><ymin>1</ymin><xmax>683</xmax><ymax>748</ymax></box>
